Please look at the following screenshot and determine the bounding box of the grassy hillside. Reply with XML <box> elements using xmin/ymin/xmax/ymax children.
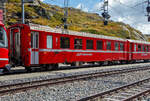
<box><xmin>5</xmin><ymin>0</ymin><xmax>145</xmax><ymax>40</ymax></box>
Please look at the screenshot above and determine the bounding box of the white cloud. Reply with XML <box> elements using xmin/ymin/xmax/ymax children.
<box><xmin>76</xmin><ymin>3</ymin><xmax>89</xmax><ymax>12</ymax></box>
<box><xmin>93</xmin><ymin>0</ymin><xmax>149</xmax><ymax>34</ymax></box>
<box><xmin>40</xmin><ymin>0</ymin><xmax>44</xmax><ymax>2</ymax></box>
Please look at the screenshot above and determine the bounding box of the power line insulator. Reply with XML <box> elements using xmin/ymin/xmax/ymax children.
<box><xmin>148</xmin><ymin>16</ymin><xmax>150</xmax><ymax>22</ymax></box>
<box><xmin>104</xmin><ymin>21</ymin><xmax>108</xmax><ymax>25</ymax></box>
<box><xmin>64</xmin><ymin>24</ymin><xmax>68</xmax><ymax>29</ymax></box>
<box><xmin>147</xmin><ymin>6</ymin><xmax>150</xmax><ymax>12</ymax></box>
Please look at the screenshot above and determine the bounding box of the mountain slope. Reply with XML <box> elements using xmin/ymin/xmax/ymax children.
<box><xmin>6</xmin><ymin>0</ymin><xmax>145</xmax><ymax>40</ymax></box>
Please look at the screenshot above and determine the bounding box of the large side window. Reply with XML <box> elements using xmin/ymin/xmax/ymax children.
<box><xmin>47</xmin><ymin>35</ymin><xmax>53</xmax><ymax>48</ymax></box>
<box><xmin>115</xmin><ymin>42</ymin><xmax>119</xmax><ymax>51</ymax></box>
<box><xmin>138</xmin><ymin>45</ymin><xmax>141</xmax><ymax>51</ymax></box>
<box><xmin>106</xmin><ymin>41</ymin><xmax>111</xmax><ymax>50</ymax></box>
<box><xmin>97</xmin><ymin>40</ymin><xmax>103</xmax><ymax>50</ymax></box>
<box><xmin>120</xmin><ymin>43</ymin><xmax>124</xmax><ymax>51</ymax></box>
<box><xmin>74</xmin><ymin>38</ymin><xmax>82</xmax><ymax>49</ymax></box>
<box><xmin>60</xmin><ymin>37</ymin><xmax>70</xmax><ymax>49</ymax></box>
<box><xmin>86</xmin><ymin>40</ymin><xmax>93</xmax><ymax>49</ymax></box>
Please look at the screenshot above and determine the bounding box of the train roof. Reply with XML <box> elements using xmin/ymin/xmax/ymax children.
<box><xmin>29</xmin><ymin>23</ymin><xmax>126</xmax><ymax>42</ymax></box>
<box><xmin>127</xmin><ymin>39</ymin><xmax>150</xmax><ymax>45</ymax></box>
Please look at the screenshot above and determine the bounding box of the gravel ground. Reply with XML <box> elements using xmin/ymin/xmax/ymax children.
<box><xmin>1</xmin><ymin>66</ymin><xmax>150</xmax><ymax>101</ymax></box>
<box><xmin>1</xmin><ymin>63</ymin><xmax>150</xmax><ymax>86</ymax></box>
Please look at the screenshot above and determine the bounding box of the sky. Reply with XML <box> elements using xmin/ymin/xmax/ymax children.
<box><xmin>40</xmin><ymin>0</ymin><xmax>150</xmax><ymax>34</ymax></box>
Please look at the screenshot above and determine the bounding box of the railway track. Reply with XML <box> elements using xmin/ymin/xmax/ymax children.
<box><xmin>0</xmin><ymin>66</ymin><xmax>150</xmax><ymax>96</ymax></box>
<box><xmin>78</xmin><ymin>78</ymin><xmax>150</xmax><ymax>101</ymax></box>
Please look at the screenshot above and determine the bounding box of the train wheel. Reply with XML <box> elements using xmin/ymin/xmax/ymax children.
<box><xmin>98</xmin><ymin>62</ymin><xmax>103</xmax><ymax>66</ymax></box>
<box><xmin>25</xmin><ymin>67</ymin><xmax>32</xmax><ymax>72</ymax></box>
<box><xmin>71</xmin><ymin>62</ymin><xmax>82</xmax><ymax>67</ymax></box>
<box><xmin>53</xmin><ymin>64</ymin><xmax>59</xmax><ymax>70</ymax></box>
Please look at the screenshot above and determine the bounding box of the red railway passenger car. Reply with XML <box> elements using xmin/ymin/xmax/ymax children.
<box><xmin>7</xmin><ymin>23</ymin><xmax>150</xmax><ymax>71</ymax></box>
<box><xmin>0</xmin><ymin>21</ymin><xmax>9</xmax><ymax>71</ymax></box>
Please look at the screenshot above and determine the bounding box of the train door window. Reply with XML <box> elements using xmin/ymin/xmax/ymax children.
<box><xmin>134</xmin><ymin>44</ymin><xmax>136</xmax><ymax>51</ymax></box>
<box><xmin>120</xmin><ymin>43</ymin><xmax>124</xmax><ymax>51</ymax></box>
<box><xmin>106</xmin><ymin>41</ymin><xmax>111</xmax><ymax>50</ymax></box>
<box><xmin>146</xmin><ymin>46</ymin><xmax>149</xmax><ymax>52</ymax></box>
<box><xmin>47</xmin><ymin>35</ymin><xmax>53</xmax><ymax>48</ymax></box>
<box><xmin>60</xmin><ymin>37</ymin><xmax>70</xmax><ymax>49</ymax></box>
<box><xmin>35</xmin><ymin>34</ymin><xmax>39</xmax><ymax>48</ymax></box>
<box><xmin>74</xmin><ymin>38</ymin><xmax>82</xmax><ymax>49</ymax></box>
<box><xmin>86</xmin><ymin>40</ymin><xmax>93</xmax><ymax>49</ymax></box>
<box><xmin>115</xmin><ymin>42</ymin><xmax>119</xmax><ymax>51</ymax></box>
<box><xmin>130</xmin><ymin>44</ymin><xmax>132</xmax><ymax>51</ymax></box>
<box><xmin>138</xmin><ymin>45</ymin><xmax>141</xmax><ymax>51</ymax></box>
<box><xmin>31</xmin><ymin>32</ymin><xmax>39</xmax><ymax>49</ymax></box>
<box><xmin>97</xmin><ymin>40</ymin><xmax>103</xmax><ymax>50</ymax></box>
<box><xmin>31</xmin><ymin>33</ymin><xmax>33</xmax><ymax>48</ymax></box>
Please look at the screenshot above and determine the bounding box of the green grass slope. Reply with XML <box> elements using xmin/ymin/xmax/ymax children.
<box><xmin>6</xmin><ymin>0</ymin><xmax>144</xmax><ymax>40</ymax></box>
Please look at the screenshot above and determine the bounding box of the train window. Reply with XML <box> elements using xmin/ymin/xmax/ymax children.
<box><xmin>115</xmin><ymin>42</ymin><xmax>119</xmax><ymax>51</ymax></box>
<box><xmin>31</xmin><ymin>33</ymin><xmax>33</xmax><ymax>48</ymax></box>
<box><xmin>31</xmin><ymin>32</ymin><xmax>39</xmax><ymax>49</ymax></box>
<box><xmin>134</xmin><ymin>44</ymin><xmax>136</xmax><ymax>51</ymax></box>
<box><xmin>138</xmin><ymin>45</ymin><xmax>141</xmax><ymax>51</ymax></box>
<box><xmin>47</xmin><ymin>35</ymin><xmax>53</xmax><ymax>48</ymax></box>
<box><xmin>35</xmin><ymin>34</ymin><xmax>39</xmax><ymax>48</ymax></box>
<box><xmin>146</xmin><ymin>46</ymin><xmax>149</xmax><ymax>52</ymax></box>
<box><xmin>60</xmin><ymin>37</ymin><xmax>70</xmax><ymax>49</ymax></box>
<box><xmin>120</xmin><ymin>43</ymin><xmax>124</xmax><ymax>51</ymax></box>
<box><xmin>74</xmin><ymin>39</ymin><xmax>82</xmax><ymax>49</ymax></box>
<box><xmin>142</xmin><ymin>45</ymin><xmax>145</xmax><ymax>51</ymax></box>
<box><xmin>86</xmin><ymin>40</ymin><xmax>93</xmax><ymax>49</ymax></box>
<box><xmin>97</xmin><ymin>40</ymin><xmax>103</xmax><ymax>50</ymax></box>
<box><xmin>106</xmin><ymin>41</ymin><xmax>111</xmax><ymax>50</ymax></box>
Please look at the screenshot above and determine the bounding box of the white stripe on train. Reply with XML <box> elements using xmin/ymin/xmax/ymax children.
<box><xmin>28</xmin><ymin>48</ymin><xmax>150</xmax><ymax>54</ymax></box>
<box><xmin>0</xmin><ymin>58</ymin><xmax>8</xmax><ymax>61</ymax></box>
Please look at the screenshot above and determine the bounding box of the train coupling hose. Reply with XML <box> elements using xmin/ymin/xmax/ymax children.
<box><xmin>5</xmin><ymin>64</ymin><xmax>11</xmax><ymax>72</ymax></box>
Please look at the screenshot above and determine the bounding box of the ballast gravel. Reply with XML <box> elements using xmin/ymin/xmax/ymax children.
<box><xmin>1</xmin><ymin>63</ymin><xmax>150</xmax><ymax>101</ymax></box>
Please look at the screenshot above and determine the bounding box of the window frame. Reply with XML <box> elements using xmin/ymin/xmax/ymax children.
<box><xmin>74</xmin><ymin>38</ymin><xmax>83</xmax><ymax>49</ymax></box>
<box><xmin>86</xmin><ymin>39</ymin><xmax>94</xmax><ymax>50</ymax></box>
<box><xmin>60</xmin><ymin>37</ymin><xmax>70</xmax><ymax>49</ymax></box>
<box><xmin>96</xmin><ymin>40</ymin><xmax>103</xmax><ymax>50</ymax></box>
<box><xmin>106</xmin><ymin>41</ymin><xmax>111</xmax><ymax>50</ymax></box>
<box><xmin>47</xmin><ymin>35</ymin><xmax>53</xmax><ymax>49</ymax></box>
<box><xmin>114</xmin><ymin>42</ymin><xmax>119</xmax><ymax>51</ymax></box>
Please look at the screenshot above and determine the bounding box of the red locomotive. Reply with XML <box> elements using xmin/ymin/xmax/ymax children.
<box><xmin>6</xmin><ymin>23</ymin><xmax>150</xmax><ymax>71</ymax></box>
<box><xmin>0</xmin><ymin>21</ymin><xmax>9</xmax><ymax>72</ymax></box>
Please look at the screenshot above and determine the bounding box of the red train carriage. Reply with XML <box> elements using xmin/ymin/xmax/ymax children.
<box><xmin>7</xmin><ymin>23</ymin><xmax>128</xmax><ymax>70</ymax></box>
<box><xmin>127</xmin><ymin>40</ymin><xmax>150</xmax><ymax>62</ymax></box>
<box><xmin>0</xmin><ymin>21</ymin><xmax>9</xmax><ymax>71</ymax></box>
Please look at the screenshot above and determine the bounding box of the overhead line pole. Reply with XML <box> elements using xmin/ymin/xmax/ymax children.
<box><xmin>22</xmin><ymin>0</ymin><xmax>25</xmax><ymax>24</ymax></box>
<box><xmin>63</xmin><ymin>0</ymin><xmax>69</xmax><ymax>29</ymax></box>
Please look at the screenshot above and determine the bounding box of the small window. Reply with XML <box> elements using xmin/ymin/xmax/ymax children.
<box><xmin>138</xmin><ymin>45</ymin><xmax>141</xmax><ymax>51</ymax></box>
<box><xmin>142</xmin><ymin>45</ymin><xmax>145</xmax><ymax>51</ymax></box>
<box><xmin>31</xmin><ymin>33</ymin><xmax>33</xmax><ymax>48</ymax></box>
<box><xmin>130</xmin><ymin>44</ymin><xmax>132</xmax><ymax>51</ymax></box>
<box><xmin>47</xmin><ymin>35</ymin><xmax>53</xmax><ymax>48</ymax></box>
<box><xmin>106</xmin><ymin>41</ymin><xmax>111</xmax><ymax>50</ymax></box>
<box><xmin>134</xmin><ymin>44</ymin><xmax>136</xmax><ymax>51</ymax></box>
<box><xmin>115</xmin><ymin>42</ymin><xmax>119</xmax><ymax>51</ymax></box>
<box><xmin>120</xmin><ymin>43</ymin><xmax>124</xmax><ymax>51</ymax></box>
<box><xmin>146</xmin><ymin>46</ymin><xmax>149</xmax><ymax>52</ymax></box>
<box><xmin>74</xmin><ymin>39</ymin><xmax>82</xmax><ymax>49</ymax></box>
<box><xmin>86</xmin><ymin>40</ymin><xmax>93</xmax><ymax>49</ymax></box>
<box><xmin>97</xmin><ymin>40</ymin><xmax>103</xmax><ymax>50</ymax></box>
<box><xmin>60</xmin><ymin>37</ymin><xmax>70</xmax><ymax>49</ymax></box>
<box><xmin>35</xmin><ymin>34</ymin><xmax>39</xmax><ymax>48</ymax></box>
